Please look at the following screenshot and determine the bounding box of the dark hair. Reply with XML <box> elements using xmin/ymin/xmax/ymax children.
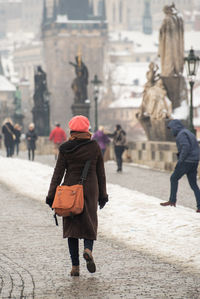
<box><xmin>56</xmin><ymin>123</ymin><xmax>60</xmax><ymax>127</ymax></box>
<box><xmin>116</xmin><ymin>124</ymin><xmax>121</xmax><ymax>130</ymax></box>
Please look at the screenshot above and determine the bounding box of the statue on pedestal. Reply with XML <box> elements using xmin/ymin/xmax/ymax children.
<box><xmin>33</xmin><ymin>66</ymin><xmax>48</xmax><ymax>107</ymax></box>
<box><xmin>158</xmin><ymin>3</ymin><xmax>187</xmax><ymax>110</ymax></box>
<box><xmin>138</xmin><ymin>62</ymin><xmax>172</xmax><ymax>121</ymax></box>
<box><xmin>158</xmin><ymin>3</ymin><xmax>184</xmax><ymax>77</ymax></box>
<box><xmin>14</xmin><ymin>86</ymin><xmax>22</xmax><ymax>115</ymax></box>
<box><xmin>69</xmin><ymin>56</ymin><xmax>89</xmax><ymax>103</ymax></box>
<box><xmin>13</xmin><ymin>86</ymin><xmax>24</xmax><ymax>127</ymax></box>
<box><xmin>32</xmin><ymin>66</ymin><xmax>50</xmax><ymax>136</ymax></box>
<box><xmin>137</xmin><ymin>63</ymin><xmax>173</xmax><ymax>141</ymax></box>
<box><xmin>137</xmin><ymin>4</ymin><xmax>187</xmax><ymax>141</ymax></box>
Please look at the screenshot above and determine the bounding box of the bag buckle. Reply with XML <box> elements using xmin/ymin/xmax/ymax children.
<box><xmin>79</xmin><ymin>178</ymin><xmax>85</xmax><ymax>185</ymax></box>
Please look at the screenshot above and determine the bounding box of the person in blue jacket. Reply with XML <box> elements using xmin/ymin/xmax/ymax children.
<box><xmin>160</xmin><ymin>119</ymin><xmax>200</xmax><ymax>212</ymax></box>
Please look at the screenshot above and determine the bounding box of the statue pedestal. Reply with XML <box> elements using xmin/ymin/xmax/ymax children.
<box><xmin>161</xmin><ymin>76</ymin><xmax>188</xmax><ymax>109</ymax></box>
<box><xmin>32</xmin><ymin>103</ymin><xmax>50</xmax><ymax>136</ymax></box>
<box><xmin>139</xmin><ymin>117</ymin><xmax>174</xmax><ymax>141</ymax></box>
<box><xmin>13</xmin><ymin>113</ymin><xmax>24</xmax><ymax>127</ymax></box>
<box><xmin>71</xmin><ymin>102</ymin><xmax>90</xmax><ymax>118</ymax></box>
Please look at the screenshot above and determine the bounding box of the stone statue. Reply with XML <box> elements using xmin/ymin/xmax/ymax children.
<box><xmin>33</xmin><ymin>66</ymin><xmax>49</xmax><ymax>107</ymax></box>
<box><xmin>32</xmin><ymin>66</ymin><xmax>50</xmax><ymax>136</ymax></box>
<box><xmin>138</xmin><ymin>63</ymin><xmax>172</xmax><ymax>120</ymax></box>
<box><xmin>69</xmin><ymin>56</ymin><xmax>89</xmax><ymax>103</ymax></box>
<box><xmin>158</xmin><ymin>3</ymin><xmax>184</xmax><ymax>77</ymax></box>
<box><xmin>14</xmin><ymin>86</ymin><xmax>22</xmax><ymax>115</ymax></box>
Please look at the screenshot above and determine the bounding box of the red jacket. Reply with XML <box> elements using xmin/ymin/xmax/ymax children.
<box><xmin>49</xmin><ymin>127</ymin><xmax>67</xmax><ymax>144</ymax></box>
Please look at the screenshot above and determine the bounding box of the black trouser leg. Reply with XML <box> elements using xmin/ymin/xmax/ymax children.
<box><xmin>84</xmin><ymin>239</ymin><xmax>94</xmax><ymax>251</ymax></box>
<box><xmin>32</xmin><ymin>149</ymin><xmax>35</xmax><ymax>161</ymax></box>
<box><xmin>187</xmin><ymin>163</ymin><xmax>200</xmax><ymax>209</ymax></box>
<box><xmin>6</xmin><ymin>146</ymin><xmax>9</xmax><ymax>157</ymax></box>
<box><xmin>169</xmin><ymin>162</ymin><xmax>186</xmax><ymax>204</ymax></box>
<box><xmin>68</xmin><ymin>238</ymin><xmax>79</xmax><ymax>266</ymax></box>
<box><xmin>114</xmin><ymin>146</ymin><xmax>125</xmax><ymax>171</ymax></box>
<box><xmin>28</xmin><ymin>149</ymin><xmax>31</xmax><ymax>160</ymax></box>
<box><xmin>16</xmin><ymin>143</ymin><xmax>19</xmax><ymax>155</ymax></box>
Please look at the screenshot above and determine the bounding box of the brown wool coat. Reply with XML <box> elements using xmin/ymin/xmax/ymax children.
<box><xmin>47</xmin><ymin>139</ymin><xmax>108</xmax><ymax>240</ymax></box>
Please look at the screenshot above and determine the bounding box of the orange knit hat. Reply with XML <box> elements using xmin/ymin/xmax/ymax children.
<box><xmin>68</xmin><ymin>115</ymin><xmax>90</xmax><ymax>132</ymax></box>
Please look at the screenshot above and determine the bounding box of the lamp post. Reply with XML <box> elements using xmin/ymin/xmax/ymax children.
<box><xmin>184</xmin><ymin>48</ymin><xmax>200</xmax><ymax>135</ymax></box>
<box><xmin>91</xmin><ymin>74</ymin><xmax>102</xmax><ymax>132</ymax></box>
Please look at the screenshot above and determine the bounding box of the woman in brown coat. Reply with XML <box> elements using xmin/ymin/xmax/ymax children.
<box><xmin>46</xmin><ymin>115</ymin><xmax>108</xmax><ymax>276</ymax></box>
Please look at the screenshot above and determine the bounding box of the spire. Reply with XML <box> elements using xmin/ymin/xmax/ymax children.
<box><xmin>101</xmin><ymin>0</ymin><xmax>106</xmax><ymax>20</ymax></box>
<box><xmin>42</xmin><ymin>0</ymin><xmax>47</xmax><ymax>25</ymax></box>
<box><xmin>143</xmin><ymin>0</ymin><xmax>152</xmax><ymax>34</ymax></box>
<box><xmin>53</xmin><ymin>0</ymin><xmax>57</xmax><ymax>21</ymax></box>
<box><xmin>98</xmin><ymin>0</ymin><xmax>106</xmax><ymax>21</ymax></box>
<box><xmin>88</xmin><ymin>0</ymin><xmax>94</xmax><ymax>17</ymax></box>
<box><xmin>58</xmin><ymin>0</ymin><xmax>65</xmax><ymax>15</ymax></box>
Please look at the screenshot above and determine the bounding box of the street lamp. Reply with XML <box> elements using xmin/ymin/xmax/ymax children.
<box><xmin>91</xmin><ymin>74</ymin><xmax>102</xmax><ymax>132</ymax></box>
<box><xmin>184</xmin><ymin>48</ymin><xmax>200</xmax><ymax>135</ymax></box>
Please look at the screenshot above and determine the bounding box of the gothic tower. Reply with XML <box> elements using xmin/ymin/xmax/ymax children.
<box><xmin>42</xmin><ymin>0</ymin><xmax>107</xmax><ymax>127</ymax></box>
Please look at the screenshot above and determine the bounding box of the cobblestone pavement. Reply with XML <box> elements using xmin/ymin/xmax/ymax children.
<box><xmin>1</xmin><ymin>156</ymin><xmax>200</xmax><ymax>298</ymax></box>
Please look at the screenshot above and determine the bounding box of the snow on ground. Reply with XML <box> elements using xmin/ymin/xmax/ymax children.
<box><xmin>1</xmin><ymin>156</ymin><xmax>200</xmax><ymax>271</ymax></box>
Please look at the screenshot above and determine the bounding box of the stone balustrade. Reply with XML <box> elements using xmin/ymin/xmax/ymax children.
<box><xmin>2</xmin><ymin>137</ymin><xmax>199</xmax><ymax>174</ymax></box>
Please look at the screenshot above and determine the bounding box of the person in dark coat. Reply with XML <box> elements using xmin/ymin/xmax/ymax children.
<box><xmin>92</xmin><ymin>125</ymin><xmax>110</xmax><ymax>156</ymax></box>
<box><xmin>160</xmin><ymin>119</ymin><xmax>200</xmax><ymax>212</ymax></box>
<box><xmin>46</xmin><ymin>115</ymin><xmax>108</xmax><ymax>276</ymax></box>
<box><xmin>14</xmin><ymin>123</ymin><xmax>21</xmax><ymax>156</ymax></box>
<box><xmin>2</xmin><ymin>118</ymin><xmax>15</xmax><ymax>157</ymax></box>
<box><xmin>26</xmin><ymin>123</ymin><xmax>37</xmax><ymax>161</ymax></box>
<box><xmin>108</xmin><ymin>124</ymin><xmax>127</xmax><ymax>172</ymax></box>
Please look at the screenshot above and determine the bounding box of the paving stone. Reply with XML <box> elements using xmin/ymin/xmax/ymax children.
<box><xmin>0</xmin><ymin>165</ymin><xmax>200</xmax><ymax>298</ymax></box>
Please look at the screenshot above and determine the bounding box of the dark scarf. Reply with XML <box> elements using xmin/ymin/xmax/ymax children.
<box><xmin>69</xmin><ymin>131</ymin><xmax>92</xmax><ymax>140</ymax></box>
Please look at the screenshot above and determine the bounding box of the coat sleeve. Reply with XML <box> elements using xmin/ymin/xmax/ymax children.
<box><xmin>49</xmin><ymin>129</ymin><xmax>54</xmax><ymax>141</ymax></box>
<box><xmin>96</xmin><ymin>145</ymin><xmax>108</xmax><ymax>208</ymax></box>
<box><xmin>178</xmin><ymin>133</ymin><xmax>191</xmax><ymax>162</ymax></box>
<box><xmin>46</xmin><ymin>152</ymin><xmax>66</xmax><ymax>203</ymax></box>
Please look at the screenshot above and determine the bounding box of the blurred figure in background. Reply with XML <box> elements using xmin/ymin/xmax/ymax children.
<box><xmin>49</xmin><ymin>123</ymin><xmax>67</xmax><ymax>160</ymax></box>
<box><xmin>2</xmin><ymin>118</ymin><xmax>15</xmax><ymax>157</ymax></box>
<box><xmin>26</xmin><ymin>123</ymin><xmax>37</xmax><ymax>161</ymax></box>
<box><xmin>109</xmin><ymin>124</ymin><xmax>127</xmax><ymax>172</ymax></box>
<box><xmin>14</xmin><ymin>123</ymin><xmax>21</xmax><ymax>156</ymax></box>
<box><xmin>92</xmin><ymin>125</ymin><xmax>110</xmax><ymax>157</ymax></box>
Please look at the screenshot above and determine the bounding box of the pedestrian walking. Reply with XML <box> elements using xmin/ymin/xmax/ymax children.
<box><xmin>26</xmin><ymin>123</ymin><xmax>37</xmax><ymax>161</ymax></box>
<box><xmin>92</xmin><ymin>125</ymin><xmax>110</xmax><ymax>157</ymax></box>
<box><xmin>160</xmin><ymin>119</ymin><xmax>200</xmax><ymax>212</ymax></box>
<box><xmin>109</xmin><ymin>124</ymin><xmax>127</xmax><ymax>172</ymax></box>
<box><xmin>46</xmin><ymin>115</ymin><xmax>108</xmax><ymax>276</ymax></box>
<box><xmin>13</xmin><ymin>123</ymin><xmax>21</xmax><ymax>156</ymax></box>
<box><xmin>2</xmin><ymin>118</ymin><xmax>15</xmax><ymax>157</ymax></box>
<box><xmin>49</xmin><ymin>123</ymin><xmax>67</xmax><ymax>160</ymax></box>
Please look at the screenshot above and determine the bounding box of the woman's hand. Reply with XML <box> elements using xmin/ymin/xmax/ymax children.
<box><xmin>46</xmin><ymin>196</ymin><xmax>54</xmax><ymax>208</ymax></box>
<box><xmin>99</xmin><ymin>196</ymin><xmax>108</xmax><ymax>209</ymax></box>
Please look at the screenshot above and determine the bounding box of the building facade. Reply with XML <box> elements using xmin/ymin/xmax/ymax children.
<box><xmin>92</xmin><ymin>0</ymin><xmax>199</xmax><ymax>32</ymax></box>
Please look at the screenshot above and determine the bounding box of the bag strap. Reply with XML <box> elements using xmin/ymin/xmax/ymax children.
<box><xmin>79</xmin><ymin>160</ymin><xmax>91</xmax><ymax>184</ymax></box>
<box><xmin>5</xmin><ymin>124</ymin><xmax>14</xmax><ymax>137</ymax></box>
